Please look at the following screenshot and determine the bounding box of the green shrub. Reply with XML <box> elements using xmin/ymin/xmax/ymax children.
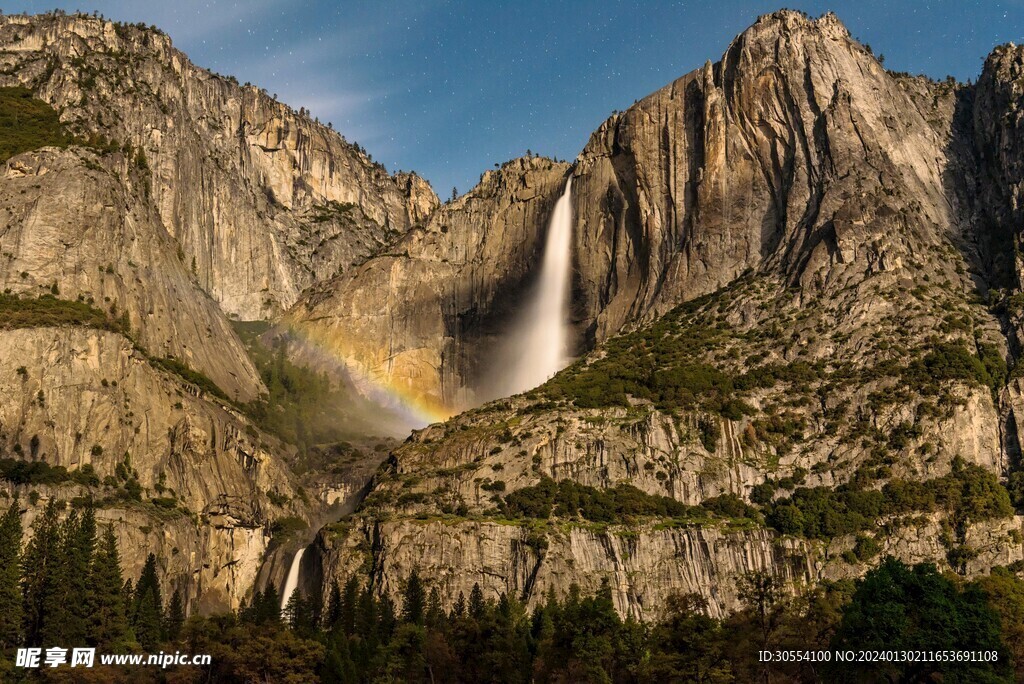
<box><xmin>232</xmin><ymin>322</ymin><xmax>385</xmax><ymax>454</ymax></box>
<box><xmin>763</xmin><ymin>457</ymin><xmax>1012</xmax><ymax>540</ymax></box>
<box><xmin>499</xmin><ymin>478</ymin><xmax>753</xmax><ymax>524</ymax></box>
<box><xmin>700</xmin><ymin>493</ymin><xmax>760</xmax><ymax>520</ymax></box>
<box><xmin>0</xmin><ymin>86</ymin><xmax>73</xmax><ymax>161</ymax></box>
<box><xmin>149</xmin><ymin>356</ymin><xmax>228</xmax><ymax>401</ymax></box>
<box><xmin>270</xmin><ymin>516</ymin><xmax>308</xmax><ymax>538</ymax></box>
<box><xmin>0</xmin><ymin>293</ymin><xmax>129</xmax><ymax>333</ymax></box>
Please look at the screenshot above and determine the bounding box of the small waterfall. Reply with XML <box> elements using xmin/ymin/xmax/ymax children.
<box><xmin>280</xmin><ymin>547</ymin><xmax>305</xmax><ymax>611</ymax></box>
<box><xmin>498</xmin><ymin>177</ymin><xmax>574</xmax><ymax>396</ymax></box>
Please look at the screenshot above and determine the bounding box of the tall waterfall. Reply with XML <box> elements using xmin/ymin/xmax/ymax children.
<box><xmin>498</xmin><ymin>177</ymin><xmax>574</xmax><ymax>396</ymax></box>
<box><xmin>280</xmin><ymin>547</ymin><xmax>305</xmax><ymax>611</ymax></box>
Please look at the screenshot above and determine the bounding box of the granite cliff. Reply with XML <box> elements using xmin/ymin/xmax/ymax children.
<box><xmin>0</xmin><ymin>12</ymin><xmax>438</xmax><ymax>321</ymax></box>
<box><xmin>0</xmin><ymin>11</ymin><xmax>438</xmax><ymax>613</ymax></box>
<box><xmin>298</xmin><ymin>11</ymin><xmax>1024</xmax><ymax>617</ymax></box>
<box><xmin>4</xmin><ymin>8</ymin><xmax>1024</xmax><ymax>625</ymax></box>
<box><xmin>283</xmin><ymin>156</ymin><xmax>571</xmax><ymax>419</ymax></box>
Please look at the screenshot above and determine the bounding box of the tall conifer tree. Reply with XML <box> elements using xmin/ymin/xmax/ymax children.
<box><xmin>21</xmin><ymin>498</ymin><xmax>61</xmax><ymax>646</ymax></box>
<box><xmin>0</xmin><ymin>498</ymin><xmax>22</xmax><ymax>649</ymax></box>
<box><xmin>131</xmin><ymin>552</ymin><xmax>163</xmax><ymax>649</ymax></box>
<box><xmin>89</xmin><ymin>525</ymin><xmax>131</xmax><ymax>649</ymax></box>
<box><xmin>165</xmin><ymin>588</ymin><xmax>185</xmax><ymax>641</ymax></box>
<box><xmin>402</xmin><ymin>569</ymin><xmax>426</xmax><ymax>626</ymax></box>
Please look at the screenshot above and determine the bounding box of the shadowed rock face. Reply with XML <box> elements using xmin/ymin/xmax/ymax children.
<box><xmin>971</xmin><ymin>44</ymin><xmax>1024</xmax><ymax>320</ymax></box>
<box><xmin>0</xmin><ymin>13</ymin><xmax>438</xmax><ymax>320</ymax></box>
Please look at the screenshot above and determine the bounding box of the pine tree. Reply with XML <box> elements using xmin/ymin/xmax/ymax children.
<box><xmin>325</xmin><ymin>580</ymin><xmax>342</xmax><ymax>630</ymax></box>
<box><xmin>165</xmin><ymin>588</ymin><xmax>185</xmax><ymax>641</ymax></box>
<box><xmin>451</xmin><ymin>591</ymin><xmax>467</xmax><ymax>620</ymax></box>
<box><xmin>131</xmin><ymin>553</ymin><xmax>163</xmax><ymax>649</ymax></box>
<box><xmin>341</xmin><ymin>576</ymin><xmax>359</xmax><ymax>636</ymax></box>
<box><xmin>319</xmin><ymin>629</ymin><xmax>357</xmax><ymax>683</ymax></box>
<box><xmin>356</xmin><ymin>585</ymin><xmax>377</xmax><ymax>644</ymax></box>
<box><xmin>284</xmin><ymin>590</ymin><xmax>303</xmax><ymax>626</ymax></box>
<box><xmin>469</xmin><ymin>583</ymin><xmax>486</xmax><ymax>620</ymax></box>
<box><xmin>121</xmin><ymin>578</ymin><xmax>134</xmax><ymax>613</ymax></box>
<box><xmin>22</xmin><ymin>498</ymin><xmax>61</xmax><ymax>646</ymax></box>
<box><xmin>378</xmin><ymin>595</ymin><xmax>397</xmax><ymax>641</ymax></box>
<box><xmin>262</xmin><ymin>584</ymin><xmax>282</xmax><ymax>625</ymax></box>
<box><xmin>61</xmin><ymin>506</ymin><xmax>96</xmax><ymax>645</ymax></box>
<box><xmin>241</xmin><ymin>589</ymin><xmax>264</xmax><ymax>624</ymax></box>
<box><xmin>286</xmin><ymin>590</ymin><xmax>317</xmax><ymax>637</ymax></box>
<box><xmin>425</xmin><ymin>587</ymin><xmax>445</xmax><ymax>629</ymax></box>
<box><xmin>133</xmin><ymin>586</ymin><xmax>162</xmax><ymax>649</ymax></box>
<box><xmin>401</xmin><ymin>569</ymin><xmax>425</xmax><ymax>625</ymax></box>
<box><xmin>40</xmin><ymin>509</ymin><xmax>77</xmax><ymax>646</ymax></box>
<box><xmin>88</xmin><ymin>525</ymin><xmax>132</xmax><ymax>649</ymax></box>
<box><xmin>0</xmin><ymin>498</ymin><xmax>22</xmax><ymax>649</ymax></box>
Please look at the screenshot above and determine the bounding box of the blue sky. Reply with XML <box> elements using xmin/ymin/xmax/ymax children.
<box><xmin>5</xmin><ymin>1</ymin><xmax>1023</xmax><ymax>195</ymax></box>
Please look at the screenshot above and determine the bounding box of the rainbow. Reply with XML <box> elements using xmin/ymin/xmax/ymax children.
<box><xmin>281</xmin><ymin>319</ymin><xmax>456</xmax><ymax>429</ymax></box>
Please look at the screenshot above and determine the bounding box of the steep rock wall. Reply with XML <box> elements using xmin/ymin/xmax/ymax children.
<box><xmin>0</xmin><ymin>13</ymin><xmax>438</xmax><ymax>319</ymax></box>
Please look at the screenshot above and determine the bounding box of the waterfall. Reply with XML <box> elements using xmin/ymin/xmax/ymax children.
<box><xmin>497</xmin><ymin>177</ymin><xmax>574</xmax><ymax>397</ymax></box>
<box><xmin>280</xmin><ymin>547</ymin><xmax>305</xmax><ymax>611</ymax></box>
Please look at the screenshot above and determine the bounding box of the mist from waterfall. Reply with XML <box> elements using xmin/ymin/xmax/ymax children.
<box><xmin>280</xmin><ymin>547</ymin><xmax>305</xmax><ymax>611</ymax></box>
<box><xmin>487</xmin><ymin>177</ymin><xmax>574</xmax><ymax>399</ymax></box>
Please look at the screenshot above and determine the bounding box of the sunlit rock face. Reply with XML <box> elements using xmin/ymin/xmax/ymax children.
<box><xmin>0</xmin><ymin>13</ymin><xmax>438</xmax><ymax>321</ymax></box>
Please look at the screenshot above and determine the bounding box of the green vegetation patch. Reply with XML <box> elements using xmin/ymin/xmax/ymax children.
<box><xmin>540</xmin><ymin>295</ymin><xmax>753</xmax><ymax>417</ymax></box>
<box><xmin>764</xmin><ymin>457</ymin><xmax>1012</xmax><ymax>540</ymax></box>
<box><xmin>0</xmin><ymin>458</ymin><xmax>98</xmax><ymax>487</ymax></box>
<box><xmin>148</xmin><ymin>356</ymin><xmax>228</xmax><ymax>401</ymax></box>
<box><xmin>498</xmin><ymin>476</ymin><xmax>759</xmax><ymax>525</ymax></box>
<box><xmin>233</xmin><ymin>321</ymin><xmax>399</xmax><ymax>454</ymax></box>
<box><xmin>0</xmin><ymin>293</ymin><xmax>128</xmax><ymax>332</ymax></box>
<box><xmin>308</xmin><ymin>200</ymin><xmax>359</xmax><ymax>224</ymax></box>
<box><xmin>902</xmin><ymin>341</ymin><xmax>1006</xmax><ymax>396</ymax></box>
<box><xmin>0</xmin><ymin>86</ymin><xmax>73</xmax><ymax>162</ymax></box>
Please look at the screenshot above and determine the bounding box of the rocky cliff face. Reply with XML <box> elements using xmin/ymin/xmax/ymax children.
<box><xmin>303</xmin><ymin>11</ymin><xmax>1024</xmax><ymax>616</ymax></box>
<box><xmin>284</xmin><ymin>10</ymin><xmax>976</xmax><ymax>413</ymax></box>
<box><xmin>0</xmin><ymin>147</ymin><xmax>262</xmax><ymax>401</ymax></box>
<box><xmin>571</xmin><ymin>10</ymin><xmax>961</xmax><ymax>340</ymax></box>
<box><xmin>0</xmin><ymin>144</ymin><xmax>309</xmax><ymax>609</ymax></box>
<box><xmin>0</xmin><ymin>11</ymin><xmax>441</xmax><ymax>613</ymax></box>
<box><xmin>0</xmin><ymin>13</ymin><xmax>438</xmax><ymax>320</ymax></box>
<box><xmin>283</xmin><ymin>157</ymin><xmax>570</xmax><ymax>419</ymax></box>
<box><xmin>0</xmin><ymin>325</ymin><xmax>309</xmax><ymax>612</ymax></box>
<box><xmin>309</xmin><ymin>513</ymin><xmax>1023</xmax><ymax>621</ymax></box>
<box><xmin>5</xmin><ymin>8</ymin><xmax>1024</xmax><ymax>624</ymax></box>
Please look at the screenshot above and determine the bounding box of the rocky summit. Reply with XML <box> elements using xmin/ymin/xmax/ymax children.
<box><xmin>2</xmin><ymin>7</ymin><xmax>1024</xmax><ymax>681</ymax></box>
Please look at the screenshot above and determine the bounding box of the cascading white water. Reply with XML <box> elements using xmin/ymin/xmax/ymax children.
<box><xmin>280</xmin><ymin>547</ymin><xmax>305</xmax><ymax>611</ymax></box>
<box><xmin>499</xmin><ymin>177</ymin><xmax>574</xmax><ymax>396</ymax></box>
